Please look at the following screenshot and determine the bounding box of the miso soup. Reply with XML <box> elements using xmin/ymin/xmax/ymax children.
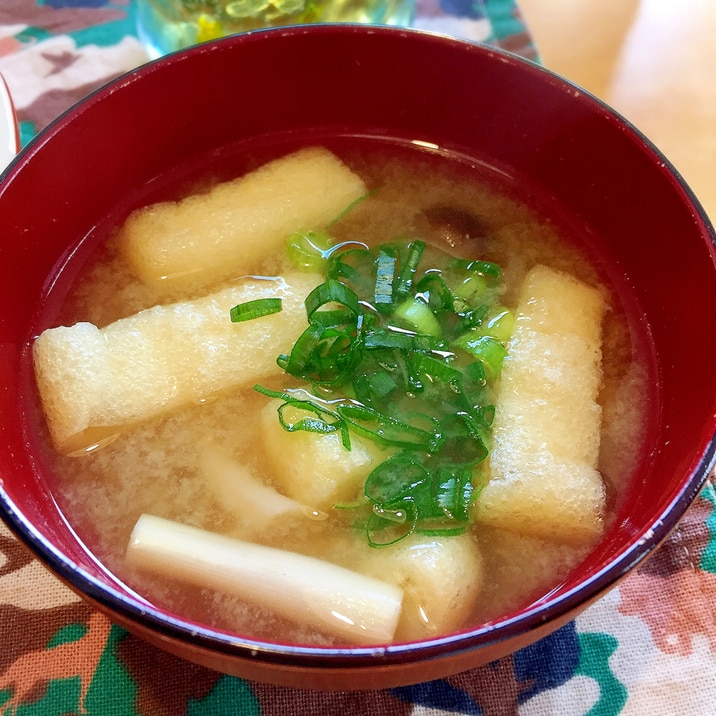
<box><xmin>28</xmin><ymin>139</ymin><xmax>655</xmax><ymax>645</ymax></box>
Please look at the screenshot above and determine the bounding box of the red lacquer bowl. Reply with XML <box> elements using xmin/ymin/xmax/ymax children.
<box><xmin>1</xmin><ymin>26</ymin><xmax>715</xmax><ymax>690</ymax></box>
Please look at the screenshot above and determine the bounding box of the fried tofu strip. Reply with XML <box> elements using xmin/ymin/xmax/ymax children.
<box><xmin>357</xmin><ymin>533</ymin><xmax>484</xmax><ymax>642</ymax></box>
<box><xmin>121</xmin><ymin>147</ymin><xmax>367</xmax><ymax>295</ymax></box>
<box><xmin>259</xmin><ymin>399</ymin><xmax>384</xmax><ymax>510</ymax></box>
<box><xmin>475</xmin><ymin>265</ymin><xmax>607</xmax><ymax>543</ymax></box>
<box><xmin>33</xmin><ymin>273</ymin><xmax>319</xmax><ymax>455</ymax></box>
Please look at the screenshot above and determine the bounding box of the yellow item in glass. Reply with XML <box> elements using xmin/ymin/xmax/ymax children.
<box><xmin>136</xmin><ymin>0</ymin><xmax>416</xmax><ymax>58</ymax></box>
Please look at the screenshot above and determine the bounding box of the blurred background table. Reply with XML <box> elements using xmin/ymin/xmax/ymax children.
<box><xmin>519</xmin><ymin>0</ymin><xmax>716</xmax><ymax>222</ymax></box>
<box><xmin>1</xmin><ymin>1</ymin><xmax>716</xmax><ymax>714</ymax></box>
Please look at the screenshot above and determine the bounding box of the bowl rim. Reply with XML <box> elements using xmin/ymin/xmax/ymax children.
<box><xmin>2</xmin><ymin>23</ymin><xmax>716</xmax><ymax>670</ymax></box>
<box><xmin>3</xmin><ymin>445</ymin><xmax>715</xmax><ymax>669</ymax></box>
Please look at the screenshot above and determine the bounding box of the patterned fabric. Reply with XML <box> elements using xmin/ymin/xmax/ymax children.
<box><xmin>1</xmin><ymin>2</ymin><xmax>715</xmax><ymax>714</ymax></box>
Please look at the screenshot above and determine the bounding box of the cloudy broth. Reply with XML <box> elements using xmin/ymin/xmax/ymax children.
<box><xmin>29</xmin><ymin>138</ymin><xmax>655</xmax><ymax>645</ymax></box>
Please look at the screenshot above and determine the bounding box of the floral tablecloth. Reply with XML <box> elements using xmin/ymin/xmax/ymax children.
<box><xmin>1</xmin><ymin>2</ymin><xmax>716</xmax><ymax>715</ymax></box>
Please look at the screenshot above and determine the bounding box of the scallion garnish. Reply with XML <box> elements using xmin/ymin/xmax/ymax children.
<box><xmin>286</xmin><ymin>230</ymin><xmax>333</xmax><ymax>271</ymax></box>
<box><xmin>451</xmin><ymin>257</ymin><xmax>502</xmax><ymax>279</ymax></box>
<box><xmin>374</xmin><ymin>247</ymin><xmax>397</xmax><ymax>312</ymax></box>
<box><xmin>251</xmin><ymin>224</ymin><xmax>512</xmax><ymax>546</ymax></box>
<box><xmin>393</xmin><ymin>297</ymin><xmax>442</xmax><ymax>337</ymax></box>
<box><xmin>305</xmin><ymin>279</ymin><xmax>361</xmax><ymax>321</ymax></box>
<box><xmin>393</xmin><ymin>240</ymin><xmax>426</xmax><ymax>302</ymax></box>
<box><xmin>229</xmin><ymin>298</ymin><xmax>283</xmax><ymax>323</ymax></box>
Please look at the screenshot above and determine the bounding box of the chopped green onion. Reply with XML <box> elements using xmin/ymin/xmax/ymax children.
<box><xmin>434</xmin><ymin>466</ymin><xmax>473</xmax><ymax>522</ymax></box>
<box><xmin>364</xmin><ymin>455</ymin><xmax>429</xmax><ymax>505</ymax></box>
<box><xmin>453</xmin><ymin>334</ymin><xmax>508</xmax><ymax>378</ymax></box>
<box><xmin>393</xmin><ymin>297</ymin><xmax>442</xmax><ymax>337</ymax></box>
<box><xmin>327</xmin><ymin>190</ymin><xmax>375</xmax><ymax>227</ymax></box>
<box><xmin>352</xmin><ymin>372</ymin><xmax>398</xmax><ymax>406</ymax></box>
<box><xmin>308</xmin><ymin>308</ymin><xmax>357</xmax><ymax>328</ymax></box>
<box><xmin>374</xmin><ymin>247</ymin><xmax>397</xmax><ymax>311</ymax></box>
<box><xmin>414</xmin><ymin>273</ymin><xmax>454</xmax><ymax>313</ymax></box>
<box><xmin>463</xmin><ymin>359</ymin><xmax>488</xmax><ymax>387</ymax></box>
<box><xmin>393</xmin><ymin>240</ymin><xmax>426</xmax><ymax>301</ymax></box>
<box><xmin>327</xmin><ymin>248</ymin><xmax>374</xmax><ymax>294</ymax></box>
<box><xmin>338</xmin><ymin>403</ymin><xmax>440</xmax><ymax>451</ymax></box>
<box><xmin>454</xmin><ymin>411</ymin><xmax>490</xmax><ymax>463</ymax></box>
<box><xmin>480</xmin><ymin>307</ymin><xmax>516</xmax><ymax>342</ymax></box>
<box><xmin>367</xmin><ymin>504</ymin><xmax>417</xmax><ymax>547</ymax></box>
<box><xmin>276</xmin><ymin>402</ymin><xmax>341</xmax><ymax>436</ymax></box>
<box><xmin>456</xmin><ymin>305</ymin><xmax>489</xmax><ymax>333</ymax></box>
<box><xmin>286</xmin><ymin>230</ymin><xmax>333</xmax><ymax>271</ymax></box>
<box><xmin>363</xmin><ymin>328</ymin><xmax>444</xmax><ymax>353</ymax></box>
<box><xmin>305</xmin><ymin>279</ymin><xmax>360</xmax><ymax>320</ymax></box>
<box><xmin>278</xmin><ymin>322</ymin><xmax>326</xmax><ymax>374</ymax></box>
<box><xmin>367</xmin><ymin>371</ymin><xmax>398</xmax><ymax>399</ymax></box>
<box><xmin>452</xmin><ymin>274</ymin><xmax>490</xmax><ymax>303</ymax></box>
<box><xmin>412</xmin><ymin>353</ymin><xmax>462</xmax><ymax>385</ymax></box>
<box><xmin>254</xmin><ymin>385</ymin><xmax>351</xmax><ymax>450</ymax></box>
<box><xmin>248</xmin><ymin>227</ymin><xmax>509</xmax><ymax>546</ymax></box>
<box><xmin>230</xmin><ymin>298</ymin><xmax>283</xmax><ymax>323</ymax></box>
<box><xmin>451</xmin><ymin>257</ymin><xmax>502</xmax><ymax>279</ymax></box>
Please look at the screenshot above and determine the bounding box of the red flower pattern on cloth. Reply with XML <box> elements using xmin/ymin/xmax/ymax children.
<box><xmin>617</xmin><ymin>495</ymin><xmax>716</xmax><ymax>656</ymax></box>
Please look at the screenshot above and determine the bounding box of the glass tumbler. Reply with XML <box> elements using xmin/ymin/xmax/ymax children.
<box><xmin>135</xmin><ymin>0</ymin><xmax>417</xmax><ymax>58</ymax></box>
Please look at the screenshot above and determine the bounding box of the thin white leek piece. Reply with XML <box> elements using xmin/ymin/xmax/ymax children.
<box><xmin>126</xmin><ymin>514</ymin><xmax>404</xmax><ymax>645</ymax></box>
<box><xmin>200</xmin><ymin>450</ymin><xmax>326</xmax><ymax>533</ymax></box>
